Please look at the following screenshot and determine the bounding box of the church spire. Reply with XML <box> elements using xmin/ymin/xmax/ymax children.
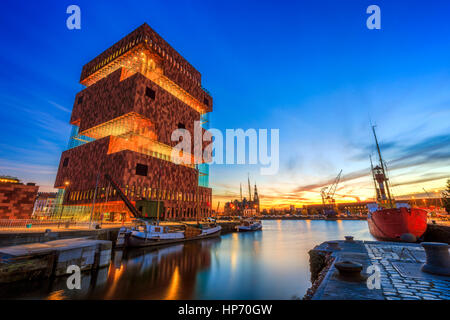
<box><xmin>240</xmin><ymin>183</ymin><xmax>242</xmax><ymax>202</ymax></box>
<box><xmin>248</xmin><ymin>174</ymin><xmax>252</xmax><ymax>202</ymax></box>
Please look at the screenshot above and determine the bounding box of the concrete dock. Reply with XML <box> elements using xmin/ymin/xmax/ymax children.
<box><xmin>305</xmin><ymin>239</ymin><xmax>450</xmax><ymax>300</ymax></box>
<box><xmin>0</xmin><ymin>238</ymin><xmax>112</xmax><ymax>284</ymax></box>
<box><xmin>0</xmin><ymin>227</ymin><xmax>122</xmax><ymax>247</ymax></box>
<box><xmin>0</xmin><ymin>220</ymin><xmax>240</xmax><ymax>248</ymax></box>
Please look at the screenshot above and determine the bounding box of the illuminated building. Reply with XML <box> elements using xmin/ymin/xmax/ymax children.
<box><xmin>54</xmin><ymin>23</ymin><xmax>212</xmax><ymax>221</ymax></box>
<box><xmin>0</xmin><ymin>176</ymin><xmax>39</xmax><ymax>219</ymax></box>
<box><xmin>224</xmin><ymin>181</ymin><xmax>260</xmax><ymax>216</ymax></box>
<box><xmin>32</xmin><ymin>192</ymin><xmax>58</xmax><ymax>219</ymax></box>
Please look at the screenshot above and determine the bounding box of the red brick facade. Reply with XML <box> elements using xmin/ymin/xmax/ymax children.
<box><xmin>54</xmin><ymin>23</ymin><xmax>212</xmax><ymax>220</ymax></box>
<box><xmin>70</xmin><ymin>68</ymin><xmax>209</xmax><ymax>151</ymax></box>
<box><xmin>79</xmin><ymin>24</ymin><xmax>210</xmax><ymax>106</ymax></box>
<box><xmin>0</xmin><ymin>183</ymin><xmax>39</xmax><ymax>219</ymax></box>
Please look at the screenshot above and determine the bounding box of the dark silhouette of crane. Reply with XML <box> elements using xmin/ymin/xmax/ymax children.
<box><xmin>320</xmin><ymin>170</ymin><xmax>342</xmax><ymax>215</ymax></box>
<box><xmin>104</xmin><ymin>174</ymin><xmax>141</xmax><ymax>218</ymax></box>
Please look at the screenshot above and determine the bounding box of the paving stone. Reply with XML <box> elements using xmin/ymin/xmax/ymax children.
<box><xmin>386</xmin><ymin>297</ymin><xmax>402</xmax><ymax>300</ymax></box>
<box><xmin>402</xmin><ymin>296</ymin><xmax>421</xmax><ymax>300</ymax></box>
<box><xmin>398</xmin><ymin>290</ymin><xmax>415</xmax><ymax>294</ymax></box>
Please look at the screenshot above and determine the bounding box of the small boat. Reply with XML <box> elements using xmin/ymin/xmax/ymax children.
<box><xmin>106</xmin><ymin>174</ymin><xmax>222</xmax><ymax>248</ymax></box>
<box><xmin>236</xmin><ymin>218</ymin><xmax>262</xmax><ymax>232</ymax></box>
<box><xmin>118</xmin><ymin>219</ymin><xmax>222</xmax><ymax>248</ymax></box>
<box><xmin>367</xmin><ymin>126</ymin><xmax>427</xmax><ymax>241</ymax></box>
<box><xmin>189</xmin><ymin>222</ymin><xmax>222</xmax><ymax>237</ymax></box>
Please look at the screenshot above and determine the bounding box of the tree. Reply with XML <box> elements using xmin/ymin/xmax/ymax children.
<box><xmin>443</xmin><ymin>179</ymin><xmax>450</xmax><ymax>214</ymax></box>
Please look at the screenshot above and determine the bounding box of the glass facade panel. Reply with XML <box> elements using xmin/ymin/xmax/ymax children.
<box><xmin>198</xmin><ymin>112</ymin><xmax>210</xmax><ymax>188</ymax></box>
<box><xmin>67</xmin><ymin>125</ymin><xmax>95</xmax><ymax>150</ymax></box>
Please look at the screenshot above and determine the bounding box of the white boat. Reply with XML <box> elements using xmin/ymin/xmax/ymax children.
<box><xmin>119</xmin><ymin>219</ymin><xmax>222</xmax><ymax>248</ymax></box>
<box><xmin>236</xmin><ymin>218</ymin><xmax>262</xmax><ymax>232</ymax></box>
<box><xmin>196</xmin><ymin>223</ymin><xmax>222</xmax><ymax>236</ymax></box>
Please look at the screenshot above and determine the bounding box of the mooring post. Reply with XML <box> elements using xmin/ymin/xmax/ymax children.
<box><xmin>420</xmin><ymin>242</ymin><xmax>450</xmax><ymax>276</ymax></box>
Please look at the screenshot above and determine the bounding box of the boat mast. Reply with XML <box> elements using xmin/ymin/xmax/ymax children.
<box><xmin>372</xmin><ymin>126</ymin><xmax>394</xmax><ymax>208</ymax></box>
<box><xmin>369</xmin><ymin>155</ymin><xmax>380</xmax><ymax>201</ymax></box>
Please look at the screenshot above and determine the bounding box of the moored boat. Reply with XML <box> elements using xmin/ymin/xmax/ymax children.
<box><xmin>367</xmin><ymin>204</ymin><xmax>427</xmax><ymax>241</ymax></box>
<box><xmin>236</xmin><ymin>218</ymin><xmax>262</xmax><ymax>232</ymax></box>
<box><xmin>367</xmin><ymin>126</ymin><xmax>427</xmax><ymax>241</ymax></box>
<box><xmin>119</xmin><ymin>219</ymin><xmax>222</xmax><ymax>248</ymax></box>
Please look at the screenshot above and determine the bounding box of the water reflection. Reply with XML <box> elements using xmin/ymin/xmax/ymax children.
<box><xmin>0</xmin><ymin>220</ymin><xmax>373</xmax><ymax>300</ymax></box>
<box><xmin>98</xmin><ymin>238</ymin><xmax>220</xmax><ymax>299</ymax></box>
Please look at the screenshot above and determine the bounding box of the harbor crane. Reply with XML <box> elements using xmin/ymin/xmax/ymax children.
<box><xmin>320</xmin><ymin>170</ymin><xmax>342</xmax><ymax>213</ymax></box>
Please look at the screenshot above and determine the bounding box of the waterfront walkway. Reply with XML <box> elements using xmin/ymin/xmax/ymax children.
<box><xmin>310</xmin><ymin>240</ymin><xmax>450</xmax><ymax>300</ymax></box>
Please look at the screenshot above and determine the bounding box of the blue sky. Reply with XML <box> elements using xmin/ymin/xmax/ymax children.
<box><xmin>0</xmin><ymin>0</ymin><xmax>449</xmax><ymax>208</ymax></box>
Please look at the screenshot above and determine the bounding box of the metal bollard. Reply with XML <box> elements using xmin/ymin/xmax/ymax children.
<box><xmin>420</xmin><ymin>242</ymin><xmax>450</xmax><ymax>276</ymax></box>
<box><xmin>327</xmin><ymin>241</ymin><xmax>341</xmax><ymax>251</ymax></box>
<box><xmin>345</xmin><ymin>236</ymin><xmax>354</xmax><ymax>242</ymax></box>
<box><xmin>335</xmin><ymin>260</ymin><xmax>365</xmax><ymax>282</ymax></box>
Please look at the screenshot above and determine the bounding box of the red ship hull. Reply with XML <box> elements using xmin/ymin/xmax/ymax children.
<box><xmin>367</xmin><ymin>207</ymin><xmax>428</xmax><ymax>241</ymax></box>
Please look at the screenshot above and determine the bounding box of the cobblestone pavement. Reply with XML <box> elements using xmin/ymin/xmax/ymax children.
<box><xmin>365</xmin><ymin>243</ymin><xmax>450</xmax><ymax>300</ymax></box>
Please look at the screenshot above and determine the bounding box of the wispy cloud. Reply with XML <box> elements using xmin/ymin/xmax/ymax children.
<box><xmin>0</xmin><ymin>159</ymin><xmax>57</xmax><ymax>175</ymax></box>
<box><xmin>293</xmin><ymin>167</ymin><xmax>369</xmax><ymax>193</ymax></box>
<box><xmin>292</xmin><ymin>132</ymin><xmax>450</xmax><ymax>196</ymax></box>
<box><xmin>47</xmin><ymin>100</ymin><xmax>71</xmax><ymax>113</ymax></box>
<box><xmin>391</xmin><ymin>174</ymin><xmax>449</xmax><ymax>187</ymax></box>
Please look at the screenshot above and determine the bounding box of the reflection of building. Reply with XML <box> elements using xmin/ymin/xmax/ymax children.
<box><xmin>0</xmin><ymin>176</ymin><xmax>38</xmax><ymax>219</ymax></box>
<box><xmin>224</xmin><ymin>180</ymin><xmax>260</xmax><ymax>216</ymax></box>
<box><xmin>32</xmin><ymin>192</ymin><xmax>57</xmax><ymax>219</ymax></box>
<box><xmin>53</xmin><ymin>23</ymin><xmax>212</xmax><ymax>221</ymax></box>
<box><xmin>102</xmin><ymin>239</ymin><xmax>216</xmax><ymax>299</ymax></box>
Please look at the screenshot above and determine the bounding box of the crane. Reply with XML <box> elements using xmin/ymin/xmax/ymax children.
<box><xmin>104</xmin><ymin>174</ymin><xmax>141</xmax><ymax>218</ymax></box>
<box><xmin>320</xmin><ymin>170</ymin><xmax>342</xmax><ymax>213</ymax></box>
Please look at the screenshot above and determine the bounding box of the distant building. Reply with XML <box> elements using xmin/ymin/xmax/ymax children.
<box><xmin>304</xmin><ymin>201</ymin><xmax>372</xmax><ymax>215</ymax></box>
<box><xmin>32</xmin><ymin>192</ymin><xmax>58</xmax><ymax>219</ymax></box>
<box><xmin>0</xmin><ymin>176</ymin><xmax>39</xmax><ymax>219</ymax></box>
<box><xmin>224</xmin><ymin>180</ymin><xmax>260</xmax><ymax>216</ymax></box>
<box><xmin>303</xmin><ymin>198</ymin><xmax>445</xmax><ymax>215</ymax></box>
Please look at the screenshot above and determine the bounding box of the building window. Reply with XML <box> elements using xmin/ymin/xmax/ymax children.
<box><xmin>177</xmin><ymin>122</ymin><xmax>185</xmax><ymax>129</ymax></box>
<box><xmin>136</xmin><ymin>163</ymin><xmax>148</xmax><ymax>176</ymax></box>
<box><xmin>145</xmin><ymin>87</ymin><xmax>156</xmax><ymax>100</ymax></box>
<box><xmin>203</xmin><ymin>98</ymin><xmax>209</xmax><ymax>106</ymax></box>
<box><xmin>63</xmin><ymin>157</ymin><xmax>69</xmax><ymax>167</ymax></box>
<box><xmin>77</xmin><ymin>96</ymin><xmax>83</xmax><ymax>104</ymax></box>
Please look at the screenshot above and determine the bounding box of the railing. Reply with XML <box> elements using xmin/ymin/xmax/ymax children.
<box><xmin>0</xmin><ymin>219</ymin><xmax>130</xmax><ymax>232</ymax></box>
<box><xmin>202</xmin><ymin>86</ymin><xmax>212</xmax><ymax>96</ymax></box>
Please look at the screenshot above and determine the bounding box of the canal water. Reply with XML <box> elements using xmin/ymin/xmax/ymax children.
<box><xmin>0</xmin><ymin>220</ymin><xmax>374</xmax><ymax>300</ymax></box>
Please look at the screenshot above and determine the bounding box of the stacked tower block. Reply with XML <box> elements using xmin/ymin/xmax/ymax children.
<box><xmin>54</xmin><ymin>23</ymin><xmax>212</xmax><ymax>221</ymax></box>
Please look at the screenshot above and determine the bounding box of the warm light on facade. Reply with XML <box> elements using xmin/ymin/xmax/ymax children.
<box><xmin>81</xmin><ymin>42</ymin><xmax>209</xmax><ymax>115</ymax></box>
<box><xmin>0</xmin><ymin>177</ymin><xmax>20</xmax><ymax>184</ymax></box>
